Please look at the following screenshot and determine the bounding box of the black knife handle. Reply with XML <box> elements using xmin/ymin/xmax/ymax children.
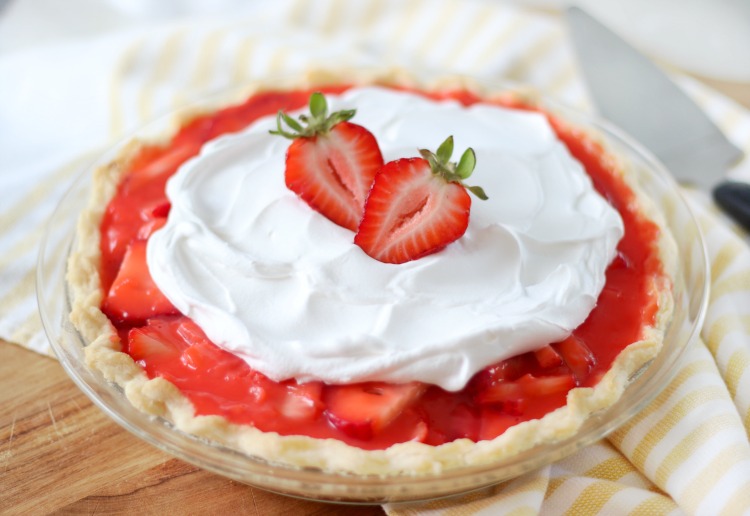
<box><xmin>713</xmin><ymin>181</ymin><xmax>750</xmax><ymax>233</ymax></box>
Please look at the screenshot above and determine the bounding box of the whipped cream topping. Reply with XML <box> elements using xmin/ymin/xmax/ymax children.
<box><xmin>147</xmin><ymin>87</ymin><xmax>624</xmax><ymax>391</ymax></box>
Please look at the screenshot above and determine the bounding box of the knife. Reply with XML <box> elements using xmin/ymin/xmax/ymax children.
<box><xmin>565</xmin><ymin>6</ymin><xmax>750</xmax><ymax>231</ymax></box>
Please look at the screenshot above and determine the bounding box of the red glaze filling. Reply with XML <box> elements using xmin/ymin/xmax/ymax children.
<box><xmin>99</xmin><ymin>86</ymin><xmax>664</xmax><ymax>449</ymax></box>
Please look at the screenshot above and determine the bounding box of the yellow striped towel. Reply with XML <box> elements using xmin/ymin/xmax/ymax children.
<box><xmin>1</xmin><ymin>0</ymin><xmax>748</xmax><ymax>513</ymax></box>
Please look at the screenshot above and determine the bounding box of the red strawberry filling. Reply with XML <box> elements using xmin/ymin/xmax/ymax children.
<box><xmin>99</xmin><ymin>86</ymin><xmax>663</xmax><ymax>450</ymax></box>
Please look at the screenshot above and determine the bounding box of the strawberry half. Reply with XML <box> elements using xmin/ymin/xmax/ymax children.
<box><xmin>354</xmin><ymin>136</ymin><xmax>487</xmax><ymax>264</ymax></box>
<box><xmin>324</xmin><ymin>381</ymin><xmax>426</xmax><ymax>441</ymax></box>
<box><xmin>270</xmin><ymin>92</ymin><xmax>383</xmax><ymax>231</ymax></box>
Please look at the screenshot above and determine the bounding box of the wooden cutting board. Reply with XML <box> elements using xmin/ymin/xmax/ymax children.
<box><xmin>0</xmin><ymin>341</ymin><xmax>384</xmax><ymax>515</ymax></box>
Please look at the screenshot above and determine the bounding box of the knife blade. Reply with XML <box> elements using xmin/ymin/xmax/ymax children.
<box><xmin>565</xmin><ymin>6</ymin><xmax>750</xmax><ymax>231</ymax></box>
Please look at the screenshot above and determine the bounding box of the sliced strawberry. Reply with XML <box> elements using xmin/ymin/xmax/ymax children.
<box><xmin>181</xmin><ymin>338</ymin><xmax>228</xmax><ymax>372</ymax></box>
<box><xmin>102</xmin><ymin>240</ymin><xmax>179</xmax><ymax>324</ymax></box>
<box><xmin>271</xmin><ymin>92</ymin><xmax>383</xmax><ymax>231</ymax></box>
<box><xmin>324</xmin><ymin>382</ymin><xmax>426</xmax><ymax>441</ymax></box>
<box><xmin>553</xmin><ymin>335</ymin><xmax>596</xmax><ymax>381</ymax></box>
<box><xmin>175</xmin><ymin>317</ymin><xmax>213</xmax><ymax>349</ymax></box>
<box><xmin>355</xmin><ymin>136</ymin><xmax>487</xmax><ymax>264</ymax></box>
<box><xmin>485</xmin><ymin>355</ymin><xmax>529</xmax><ymax>382</ymax></box>
<box><xmin>407</xmin><ymin>412</ymin><xmax>430</xmax><ymax>443</ymax></box>
<box><xmin>445</xmin><ymin>403</ymin><xmax>480</xmax><ymax>442</ymax></box>
<box><xmin>176</xmin><ymin>322</ymin><xmax>260</xmax><ymax>387</ymax></box>
<box><xmin>129</xmin><ymin>328</ymin><xmax>180</xmax><ymax>363</ymax></box>
<box><xmin>478</xmin><ymin>407</ymin><xmax>519</xmax><ymax>441</ymax></box>
<box><xmin>469</xmin><ymin>354</ymin><xmax>532</xmax><ymax>399</ymax></box>
<box><xmin>374</xmin><ymin>407</ymin><xmax>430</xmax><ymax>445</ymax></box>
<box><xmin>475</xmin><ymin>373</ymin><xmax>576</xmax><ymax>407</ymax></box>
<box><xmin>128</xmin><ymin>317</ymin><xmax>191</xmax><ymax>363</ymax></box>
<box><xmin>475</xmin><ymin>380</ymin><xmax>528</xmax><ymax>415</ymax></box>
<box><xmin>534</xmin><ymin>344</ymin><xmax>564</xmax><ymax>370</ymax></box>
<box><xmin>277</xmin><ymin>382</ymin><xmax>324</xmax><ymax>421</ymax></box>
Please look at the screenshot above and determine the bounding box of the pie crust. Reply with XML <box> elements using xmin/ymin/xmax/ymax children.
<box><xmin>67</xmin><ymin>68</ymin><xmax>677</xmax><ymax>476</ymax></box>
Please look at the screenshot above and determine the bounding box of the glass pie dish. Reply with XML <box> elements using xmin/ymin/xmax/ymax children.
<box><xmin>37</xmin><ymin>72</ymin><xmax>709</xmax><ymax>504</ymax></box>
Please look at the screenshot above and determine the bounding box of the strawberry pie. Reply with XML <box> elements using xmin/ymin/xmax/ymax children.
<box><xmin>68</xmin><ymin>70</ymin><xmax>675</xmax><ymax>475</ymax></box>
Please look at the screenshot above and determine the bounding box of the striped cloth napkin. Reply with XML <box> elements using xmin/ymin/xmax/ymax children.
<box><xmin>2</xmin><ymin>0</ymin><xmax>749</xmax><ymax>513</ymax></box>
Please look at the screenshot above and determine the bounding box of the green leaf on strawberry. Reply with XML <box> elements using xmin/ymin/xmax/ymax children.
<box><xmin>270</xmin><ymin>92</ymin><xmax>357</xmax><ymax>139</ymax></box>
<box><xmin>355</xmin><ymin>135</ymin><xmax>488</xmax><ymax>264</ymax></box>
<box><xmin>270</xmin><ymin>92</ymin><xmax>383</xmax><ymax>231</ymax></box>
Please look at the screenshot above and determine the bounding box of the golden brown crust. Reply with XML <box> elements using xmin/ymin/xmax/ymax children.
<box><xmin>67</xmin><ymin>68</ymin><xmax>677</xmax><ymax>476</ymax></box>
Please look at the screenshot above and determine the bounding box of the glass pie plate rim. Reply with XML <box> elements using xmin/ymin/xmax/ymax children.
<box><xmin>36</xmin><ymin>72</ymin><xmax>710</xmax><ymax>505</ymax></box>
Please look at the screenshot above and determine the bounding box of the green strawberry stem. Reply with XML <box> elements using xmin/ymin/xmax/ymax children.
<box><xmin>419</xmin><ymin>136</ymin><xmax>488</xmax><ymax>200</ymax></box>
<box><xmin>270</xmin><ymin>92</ymin><xmax>356</xmax><ymax>139</ymax></box>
